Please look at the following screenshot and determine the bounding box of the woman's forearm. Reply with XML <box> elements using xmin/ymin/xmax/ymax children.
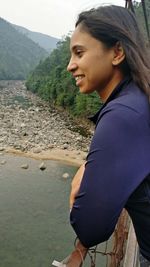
<box><xmin>70</xmin><ymin>163</ymin><xmax>85</xmax><ymax>209</ymax></box>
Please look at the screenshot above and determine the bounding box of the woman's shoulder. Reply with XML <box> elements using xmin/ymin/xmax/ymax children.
<box><xmin>103</xmin><ymin>81</ymin><xmax>150</xmax><ymax>118</ymax></box>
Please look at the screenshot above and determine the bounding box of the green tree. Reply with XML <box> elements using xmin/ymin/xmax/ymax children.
<box><xmin>134</xmin><ymin>0</ymin><xmax>150</xmax><ymax>43</ymax></box>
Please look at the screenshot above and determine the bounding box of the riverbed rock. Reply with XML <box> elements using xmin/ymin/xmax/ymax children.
<box><xmin>62</xmin><ymin>173</ymin><xmax>70</xmax><ymax>179</ymax></box>
<box><xmin>33</xmin><ymin>147</ymin><xmax>42</xmax><ymax>153</ymax></box>
<box><xmin>63</xmin><ymin>144</ymin><xmax>68</xmax><ymax>149</ymax></box>
<box><xmin>0</xmin><ymin>80</ymin><xmax>92</xmax><ymax>155</ymax></box>
<box><xmin>21</xmin><ymin>164</ymin><xmax>29</xmax><ymax>169</ymax></box>
<box><xmin>1</xmin><ymin>160</ymin><xmax>6</xmax><ymax>165</ymax></box>
<box><xmin>39</xmin><ymin>162</ymin><xmax>46</xmax><ymax>171</ymax></box>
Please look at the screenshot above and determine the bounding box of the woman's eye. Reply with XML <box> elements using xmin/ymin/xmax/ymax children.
<box><xmin>76</xmin><ymin>50</ymin><xmax>83</xmax><ymax>57</ymax></box>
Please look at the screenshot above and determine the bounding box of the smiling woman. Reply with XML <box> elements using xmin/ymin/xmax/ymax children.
<box><xmin>67</xmin><ymin>25</ymin><xmax>125</xmax><ymax>99</ymax></box>
<box><xmin>66</xmin><ymin>4</ymin><xmax>150</xmax><ymax>267</ymax></box>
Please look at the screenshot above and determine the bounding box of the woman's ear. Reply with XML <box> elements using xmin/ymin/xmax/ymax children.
<box><xmin>112</xmin><ymin>42</ymin><xmax>125</xmax><ymax>66</ymax></box>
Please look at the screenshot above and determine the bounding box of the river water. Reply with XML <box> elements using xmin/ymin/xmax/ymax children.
<box><xmin>0</xmin><ymin>154</ymin><xmax>113</xmax><ymax>267</ymax></box>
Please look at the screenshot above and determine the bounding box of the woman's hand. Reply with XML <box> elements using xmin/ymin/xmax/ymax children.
<box><xmin>70</xmin><ymin>163</ymin><xmax>85</xmax><ymax>209</ymax></box>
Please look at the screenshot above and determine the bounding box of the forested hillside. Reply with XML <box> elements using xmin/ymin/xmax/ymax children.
<box><xmin>12</xmin><ymin>24</ymin><xmax>59</xmax><ymax>53</ymax></box>
<box><xmin>0</xmin><ymin>18</ymin><xmax>48</xmax><ymax>80</ymax></box>
<box><xmin>26</xmin><ymin>1</ymin><xmax>149</xmax><ymax>117</ymax></box>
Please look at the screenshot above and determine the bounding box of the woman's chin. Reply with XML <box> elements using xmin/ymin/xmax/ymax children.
<box><xmin>79</xmin><ymin>86</ymin><xmax>94</xmax><ymax>94</ymax></box>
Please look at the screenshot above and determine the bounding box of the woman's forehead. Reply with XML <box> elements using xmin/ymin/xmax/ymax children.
<box><xmin>70</xmin><ymin>25</ymin><xmax>104</xmax><ymax>52</ymax></box>
<box><xmin>70</xmin><ymin>25</ymin><xmax>94</xmax><ymax>49</ymax></box>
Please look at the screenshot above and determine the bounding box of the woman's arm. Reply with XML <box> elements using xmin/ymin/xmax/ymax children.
<box><xmin>70</xmin><ymin>163</ymin><xmax>85</xmax><ymax>209</ymax></box>
<box><xmin>70</xmin><ymin>107</ymin><xmax>149</xmax><ymax>248</ymax></box>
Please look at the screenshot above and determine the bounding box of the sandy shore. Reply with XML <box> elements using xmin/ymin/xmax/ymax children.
<box><xmin>5</xmin><ymin>147</ymin><xmax>87</xmax><ymax>166</ymax></box>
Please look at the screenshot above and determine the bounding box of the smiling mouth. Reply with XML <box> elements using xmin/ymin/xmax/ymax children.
<box><xmin>75</xmin><ymin>75</ymin><xmax>85</xmax><ymax>86</ymax></box>
<box><xmin>75</xmin><ymin>75</ymin><xmax>84</xmax><ymax>81</ymax></box>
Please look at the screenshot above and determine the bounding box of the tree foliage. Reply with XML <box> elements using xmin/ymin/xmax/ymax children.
<box><xmin>134</xmin><ymin>0</ymin><xmax>150</xmax><ymax>43</ymax></box>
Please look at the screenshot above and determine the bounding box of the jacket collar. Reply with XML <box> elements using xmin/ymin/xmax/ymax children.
<box><xmin>90</xmin><ymin>76</ymin><xmax>132</xmax><ymax>124</ymax></box>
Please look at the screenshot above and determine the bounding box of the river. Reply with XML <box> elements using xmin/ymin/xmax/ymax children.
<box><xmin>0</xmin><ymin>154</ymin><xmax>78</xmax><ymax>267</ymax></box>
<box><xmin>0</xmin><ymin>154</ymin><xmax>114</xmax><ymax>267</ymax></box>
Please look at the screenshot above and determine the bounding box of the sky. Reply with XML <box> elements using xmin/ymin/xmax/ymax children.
<box><xmin>0</xmin><ymin>0</ymin><xmax>125</xmax><ymax>39</ymax></box>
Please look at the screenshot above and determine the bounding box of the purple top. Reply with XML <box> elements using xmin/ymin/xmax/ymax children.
<box><xmin>70</xmin><ymin>78</ymin><xmax>150</xmax><ymax>260</ymax></box>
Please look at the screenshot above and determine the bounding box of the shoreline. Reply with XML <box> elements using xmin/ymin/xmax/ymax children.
<box><xmin>0</xmin><ymin>80</ymin><xmax>91</xmax><ymax>167</ymax></box>
<box><xmin>4</xmin><ymin>147</ymin><xmax>87</xmax><ymax>167</ymax></box>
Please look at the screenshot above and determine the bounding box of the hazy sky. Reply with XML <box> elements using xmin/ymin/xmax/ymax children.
<box><xmin>1</xmin><ymin>0</ymin><xmax>125</xmax><ymax>38</ymax></box>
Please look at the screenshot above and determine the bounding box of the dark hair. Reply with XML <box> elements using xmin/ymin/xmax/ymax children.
<box><xmin>76</xmin><ymin>5</ymin><xmax>150</xmax><ymax>96</ymax></box>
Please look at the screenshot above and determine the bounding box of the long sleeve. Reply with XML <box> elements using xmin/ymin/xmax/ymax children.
<box><xmin>70</xmin><ymin>103</ymin><xmax>150</xmax><ymax>248</ymax></box>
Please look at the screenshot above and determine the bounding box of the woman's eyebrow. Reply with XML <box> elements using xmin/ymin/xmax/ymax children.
<box><xmin>71</xmin><ymin>45</ymin><xmax>85</xmax><ymax>52</ymax></box>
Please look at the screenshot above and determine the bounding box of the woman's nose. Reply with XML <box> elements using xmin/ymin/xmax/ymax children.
<box><xmin>67</xmin><ymin>60</ymin><xmax>77</xmax><ymax>72</ymax></box>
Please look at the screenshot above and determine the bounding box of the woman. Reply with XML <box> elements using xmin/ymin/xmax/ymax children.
<box><xmin>67</xmin><ymin>5</ymin><xmax>150</xmax><ymax>266</ymax></box>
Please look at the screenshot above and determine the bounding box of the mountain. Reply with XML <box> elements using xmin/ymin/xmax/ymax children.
<box><xmin>0</xmin><ymin>17</ymin><xmax>49</xmax><ymax>80</ymax></box>
<box><xmin>12</xmin><ymin>24</ymin><xmax>59</xmax><ymax>53</ymax></box>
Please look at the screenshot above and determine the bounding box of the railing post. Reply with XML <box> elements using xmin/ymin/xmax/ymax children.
<box><xmin>123</xmin><ymin>222</ymin><xmax>139</xmax><ymax>267</ymax></box>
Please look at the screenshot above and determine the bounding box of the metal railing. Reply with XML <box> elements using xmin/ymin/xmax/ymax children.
<box><xmin>52</xmin><ymin>210</ymin><xmax>140</xmax><ymax>267</ymax></box>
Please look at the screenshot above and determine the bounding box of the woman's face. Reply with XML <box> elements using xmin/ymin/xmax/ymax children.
<box><xmin>67</xmin><ymin>24</ymin><xmax>124</xmax><ymax>101</ymax></box>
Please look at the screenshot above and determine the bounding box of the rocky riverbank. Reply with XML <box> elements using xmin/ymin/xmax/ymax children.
<box><xmin>0</xmin><ymin>81</ymin><xmax>94</xmax><ymax>165</ymax></box>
